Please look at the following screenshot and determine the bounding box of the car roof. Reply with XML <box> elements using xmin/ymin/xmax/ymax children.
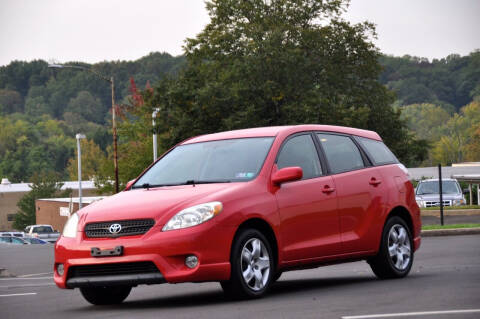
<box><xmin>419</xmin><ymin>178</ymin><xmax>458</xmax><ymax>182</ymax></box>
<box><xmin>182</xmin><ymin>125</ymin><xmax>381</xmax><ymax>145</ymax></box>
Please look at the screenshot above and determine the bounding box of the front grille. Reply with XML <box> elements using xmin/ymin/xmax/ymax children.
<box><xmin>425</xmin><ymin>200</ymin><xmax>452</xmax><ymax>207</ymax></box>
<box><xmin>69</xmin><ymin>262</ymin><xmax>159</xmax><ymax>278</ymax></box>
<box><xmin>84</xmin><ymin>219</ymin><xmax>155</xmax><ymax>238</ymax></box>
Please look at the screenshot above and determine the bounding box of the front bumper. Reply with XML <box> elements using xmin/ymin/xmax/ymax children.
<box><xmin>54</xmin><ymin>223</ymin><xmax>234</xmax><ymax>289</ymax></box>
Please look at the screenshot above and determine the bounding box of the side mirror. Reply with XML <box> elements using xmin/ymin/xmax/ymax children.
<box><xmin>272</xmin><ymin>167</ymin><xmax>303</xmax><ymax>185</ymax></box>
<box><xmin>125</xmin><ymin>179</ymin><xmax>135</xmax><ymax>191</ymax></box>
<box><xmin>463</xmin><ymin>188</ymin><xmax>470</xmax><ymax>194</ymax></box>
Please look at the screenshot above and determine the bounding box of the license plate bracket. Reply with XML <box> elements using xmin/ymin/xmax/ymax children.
<box><xmin>91</xmin><ymin>246</ymin><xmax>123</xmax><ymax>257</ymax></box>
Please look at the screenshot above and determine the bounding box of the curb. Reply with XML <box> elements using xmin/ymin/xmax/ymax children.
<box><xmin>0</xmin><ymin>268</ymin><xmax>13</xmax><ymax>278</ymax></box>
<box><xmin>421</xmin><ymin>227</ymin><xmax>480</xmax><ymax>237</ymax></box>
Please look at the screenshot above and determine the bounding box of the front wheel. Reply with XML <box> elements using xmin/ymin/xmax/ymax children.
<box><xmin>80</xmin><ymin>286</ymin><xmax>132</xmax><ymax>305</ymax></box>
<box><xmin>368</xmin><ymin>216</ymin><xmax>414</xmax><ymax>279</ymax></box>
<box><xmin>221</xmin><ymin>228</ymin><xmax>274</xmax><ymax>299</ymax></box>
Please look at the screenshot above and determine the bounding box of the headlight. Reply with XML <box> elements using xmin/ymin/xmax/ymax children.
<box><xmin>453</xmin><ymin>199</ymin><xmax>465</xmax><ymax>206</ymax></box>
<box><xmin>162</xmin><ymin>202</ymin><xmax>223</xmax><ymax>231</ymax></box>
<box><xmin>416</xmin><ymin>200</ymin><xmax>423</xmax><ymax>208</ymax></box>
<box><xmin>62</xmin><ymin>213</ymin><xmax>79</xmax><ymax>238</ymax></box>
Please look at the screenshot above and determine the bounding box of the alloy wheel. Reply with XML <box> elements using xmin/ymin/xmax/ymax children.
<box><xmin>240</xmin><ymin>238</ymin><xmax>271</xmax><ymax>291</ymax></box>
<box><xmin>387</xmin><ymin>224</ymin><xmax>411</xmax><ymax>270</ymax></box>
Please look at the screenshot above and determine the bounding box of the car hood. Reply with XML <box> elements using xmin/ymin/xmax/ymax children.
<box><xmin>79</xmin><ymin>183</ymin><xmax>242</xmax><ymax>225</ymax></box>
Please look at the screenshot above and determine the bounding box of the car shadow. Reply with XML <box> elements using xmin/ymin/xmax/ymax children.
<box><xmin>69</xmin><ymin>274</ymin><xmax>433</xmax><ymax>312</ymax></box>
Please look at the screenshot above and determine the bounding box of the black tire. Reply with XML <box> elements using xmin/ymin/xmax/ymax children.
<box><xmin>368</xmin><ymin>216</ymin><xmax>414</xmax><ymax>279</ymax></box>
<box><xmin>221</xmin><ymin>228</ymin><xmax>274</xmax><ymax>299</ymax></box>
<box><xmin>80</xmin><ymin>286</ymin><xmax>132</xmax><ymax>305</ymax></box>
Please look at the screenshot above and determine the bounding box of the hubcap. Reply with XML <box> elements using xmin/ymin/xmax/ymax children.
<box><xmin>388</xmin><ymin>224</ymin><xmax>411</xmax><ymax>270</ymax></box>
<box><xmin>241</xmin><ymin>238</ymin><xmax>270</xmax><ymax>291</ymax></box>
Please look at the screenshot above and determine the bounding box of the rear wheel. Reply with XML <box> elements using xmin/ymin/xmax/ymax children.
<box><xmin>221</xmin><ymin>228</ymin><xmax>274</xmax><ymax>299</ymax></box>
<box><xmin>80</xmin><ymin>286</ymin><xmax>131</xmax><ymax>305</ymax></box>
<box><xmin>369</xmin><ymin>216</ymin><xmax>413</xmax><ymax>279</ymax></box>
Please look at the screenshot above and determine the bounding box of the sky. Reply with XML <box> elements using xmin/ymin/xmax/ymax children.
<box><xmin>0</xmin><ymin>0</ymin><xmax>479</xmax><ymax>67</ymax></box>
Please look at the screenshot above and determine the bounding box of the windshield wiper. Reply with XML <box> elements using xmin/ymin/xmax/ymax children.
<box><xmin>184</xmin><ymin>180</ymin><xmax>231</xmax><ymax>186</ymax></box>
<box><xmin>132</xmin><ymin>183</ymin><xmax>181</xmax><ymax>189</ymax></box>
<box><xmin>132</xmin><ymin>180</ymin><xmax>231</xmax><ymax>189</ymax></box>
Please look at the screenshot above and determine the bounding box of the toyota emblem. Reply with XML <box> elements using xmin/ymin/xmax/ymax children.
<box><xmin>109</xmin><ymin>223</ymin><xmax>122</xmax><ymax>234</ymax></box>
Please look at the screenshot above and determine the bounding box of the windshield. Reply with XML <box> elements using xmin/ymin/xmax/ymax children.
<box><xmin>133</xmin><ymin>137</ymin><xmax>274</xmax><ymax>188</ymax></box>
<box><xmin>416</xmin><ymin>181</ymin><xmax>461</xmax><ymax>195</ymax></box>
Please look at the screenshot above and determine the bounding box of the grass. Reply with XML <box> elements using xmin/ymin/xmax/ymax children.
<box><xmin>421</xmin><ymin>205</ymin><xmax>480</xmax><ymax>211</ymax></box>
<box><xmin>422</xmin><ymin>223</ymin><xmax>480</xmax><ymax>230</ymax></box>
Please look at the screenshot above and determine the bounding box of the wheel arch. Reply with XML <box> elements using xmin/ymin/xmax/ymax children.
<box><xmin>387</xmin><ymin>206</ymin><xmax>414</xmax><ymax>235</ymax></box>
<box><xmin>373</xmin><ymin>205</ymin><xmax>414</xmax><ymax>253</ymax></box>
<box><xmin>232</xmin><ymin>218</ymin><xmax>279</xmax><ymax>270</ymax></box>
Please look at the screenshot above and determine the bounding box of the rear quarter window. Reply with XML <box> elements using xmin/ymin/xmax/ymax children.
<box><xmin>356</xmin><ymin>137</ymin><xmax>398</xmax><ymax>166</ymax></box>
<box><xmin>317</xmin><ymin>133</ymin><xmax>365</xmax><ymax>174</ymax></box>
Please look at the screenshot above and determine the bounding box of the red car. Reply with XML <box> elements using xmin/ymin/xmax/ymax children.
<box><xmin>54</xmin><ymin>125</ymin><xmax>421</xmax><ymax>305</ymax></box>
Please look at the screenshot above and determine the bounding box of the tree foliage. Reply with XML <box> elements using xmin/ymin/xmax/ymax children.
<box><xmin>404</xmin><ymin>101</ymin><xmax>480</xmax><ymax>166</ymax></box>
<box><xmin>0</xmin><ymin>114</ymin><xmax>75</xmax><ymax>182</ymax></box>
<box><xmin>400</xmin><ymin>103</ymin><xmax>450</xmax><ymax>140</ymax></box>
<box><xmin>0</xmin><ymin>89</ymin><xmax>23</xmax><ymax>114</ymax></box>
<box><xmin>66</xmin><ymin>139</ymin><xmax>107</xmax><ymax>180</ymax></box>
<box><xmin>141</xmin><ymin>0</ymin><xmax>425</xmax><ymax>166</ymax></box>
<box><xmin>13</xmin><ymin>172</ymin><xmax>71</xmax><ymax>230</ymax></box>
<box><xmin>380</xmin><ymin>51</ymin><xmax>480</xmax><ymax>111</ymax></box>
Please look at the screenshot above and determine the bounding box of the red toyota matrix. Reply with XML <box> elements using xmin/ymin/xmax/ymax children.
<box><xmin>54</xmin><ymin>125</ymin><xmax>421</xmax><ymax>305</ymax></box>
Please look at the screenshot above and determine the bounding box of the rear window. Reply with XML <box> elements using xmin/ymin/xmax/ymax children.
<box><xmin>356</xmin><ymin>137</ymin><xmax>398</xmax><ymax>165</ymax></box>
<box><xmin>33</xmin><ymin>226</ymin><xmax>53</xmax><ymax>233</ymax></box>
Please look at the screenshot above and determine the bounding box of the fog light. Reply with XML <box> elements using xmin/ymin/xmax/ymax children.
<box><xmin>185</xmin><ymin>255</ymin><xmax>198</xmax><ymax>269</ymax></box>
<box><xmin>57</xmin><ymin>263</ymin><xmax>64</xmax><ymax>276</ymax></box>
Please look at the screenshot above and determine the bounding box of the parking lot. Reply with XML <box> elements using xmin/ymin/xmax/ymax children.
<box><xmin>0</xmin><ymin>234</ymin><xmax>479</xmax><ymax>319</ymax></box>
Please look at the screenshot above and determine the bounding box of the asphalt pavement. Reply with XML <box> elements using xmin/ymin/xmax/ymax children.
<box><xmin>1</xmin><ymin>235</ymin><xmax>479</xmax><ymax>319</ymax></box>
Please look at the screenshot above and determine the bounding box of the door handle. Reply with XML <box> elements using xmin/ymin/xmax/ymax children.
<box><xmin>369</xmin><ymin>178</ymin><xmax>382</xmax><ymax>186</ymax></box>
<box><xmin>322</xmin><ymin>186</ymin><xmax>336</xmax><ymax>194</ymax></box>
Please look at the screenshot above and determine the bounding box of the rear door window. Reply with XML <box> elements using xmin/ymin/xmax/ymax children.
<box><xmin>356</xmin><ymin>137</ymin><xmax>398</xmax><ymax>165</ymax></box>
<box><xmin>277</xmin><ymin>134</ymin><xmax>323</xmax><ymax>180</ymax></box>
<box><xmin>317</xmin><ymin>134</ymin><xmax>365</xmax><ymax>174</ymax></box>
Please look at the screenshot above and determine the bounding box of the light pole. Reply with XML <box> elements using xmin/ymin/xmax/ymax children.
<box><xmin>76</xmin><ymin>133</ymin><xmax>86</xmax><ymax>209</ymax></box>
<box><xmin>152</xmin><ymin>108</ymin><xmax>160</xmax><ymax>162</ymax></box>
<box><xmin>49</xmin><ymin>63</ymin><xmax>119</xmax><ymax>193</ymax></box>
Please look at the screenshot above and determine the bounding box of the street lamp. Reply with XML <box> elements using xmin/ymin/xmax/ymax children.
<box><xmin>76</xmin><ymin>133</ymin><xmax>86</xmax><ymax>209</ymax></box>
<box><xmin>49</xmin><ymin>63</ymin><xmax>119</xmax><ymax>193</ymax></box>
<box><xmin>152</xmin><ymin>108</ymin><xmax>160</xmax><ymax>162</ymax></box>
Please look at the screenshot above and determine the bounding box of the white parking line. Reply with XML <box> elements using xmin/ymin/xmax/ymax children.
<box><xmin>18</xmin><ymin>272</ymin><xmax>53</xmax><ymax>278</ymax></box>
<box><xmin>0</xmin><ymin>277</ymin><xmax>52</xmax><ymax>281</ymax></box>
<box><xmin>0</xmin><ymin>277</ymin><xmax>53</xmax><ymax>281</ymax></box>
<box><xmin>342</xmin><ymin>309</ymin><xmax>480</xmax><ymax>319</ymax></box>
<box><xmin>0</xmin><ymin>283</ymin><xmax>54</xmax><ymax>288</ymax></box>
<box><xmin>0</xmin><ymin>293</ymin><xmax>37</xmax><ymax>297</ymax></box>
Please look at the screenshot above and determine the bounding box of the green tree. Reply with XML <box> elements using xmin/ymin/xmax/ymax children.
<box><xmin>66</xmin><ymin>139</ymin><xmax>107</xmax><ymax>180</ymax></box>
<box><xmin>0</xmin><ymin>89</ymin><xmax>23</xmax><ymax>114</ymax></box>
<box><xmin>13</xmin><ymin>173</ymin><xmax>71</xmax><ymax>230</ymax></box>
<box><xmin>0</xmin><ymin>114</ymin><xmax>76</xmax><ymax>182</ymax></box>
<box><xmin>400</xmin><ymin>103</ymin><xmax>450</xmax><ymax>140</ymax></box>
<box><xmin>142</xmin><ymin>0</ymin><xmax>425</xmax><ymax>166</ymax></box>
<box><xmin>465</xmin><ymin>124</ymin><xmax>480</xmax><ymax>161</ymax></box>
<box><xmin>24</xmin><ymin>96</ymin><xmax>51</xmax><ymax>116</ymax></box>
<box><xmin>432</xmin><ymin>101</ymin><xmax>480</xmax><ymax>164</ymax></box>
<box><xmin>65</xmin><ymin>91</ymin><xmax>104</xmax><ymax>124</ymax></box>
